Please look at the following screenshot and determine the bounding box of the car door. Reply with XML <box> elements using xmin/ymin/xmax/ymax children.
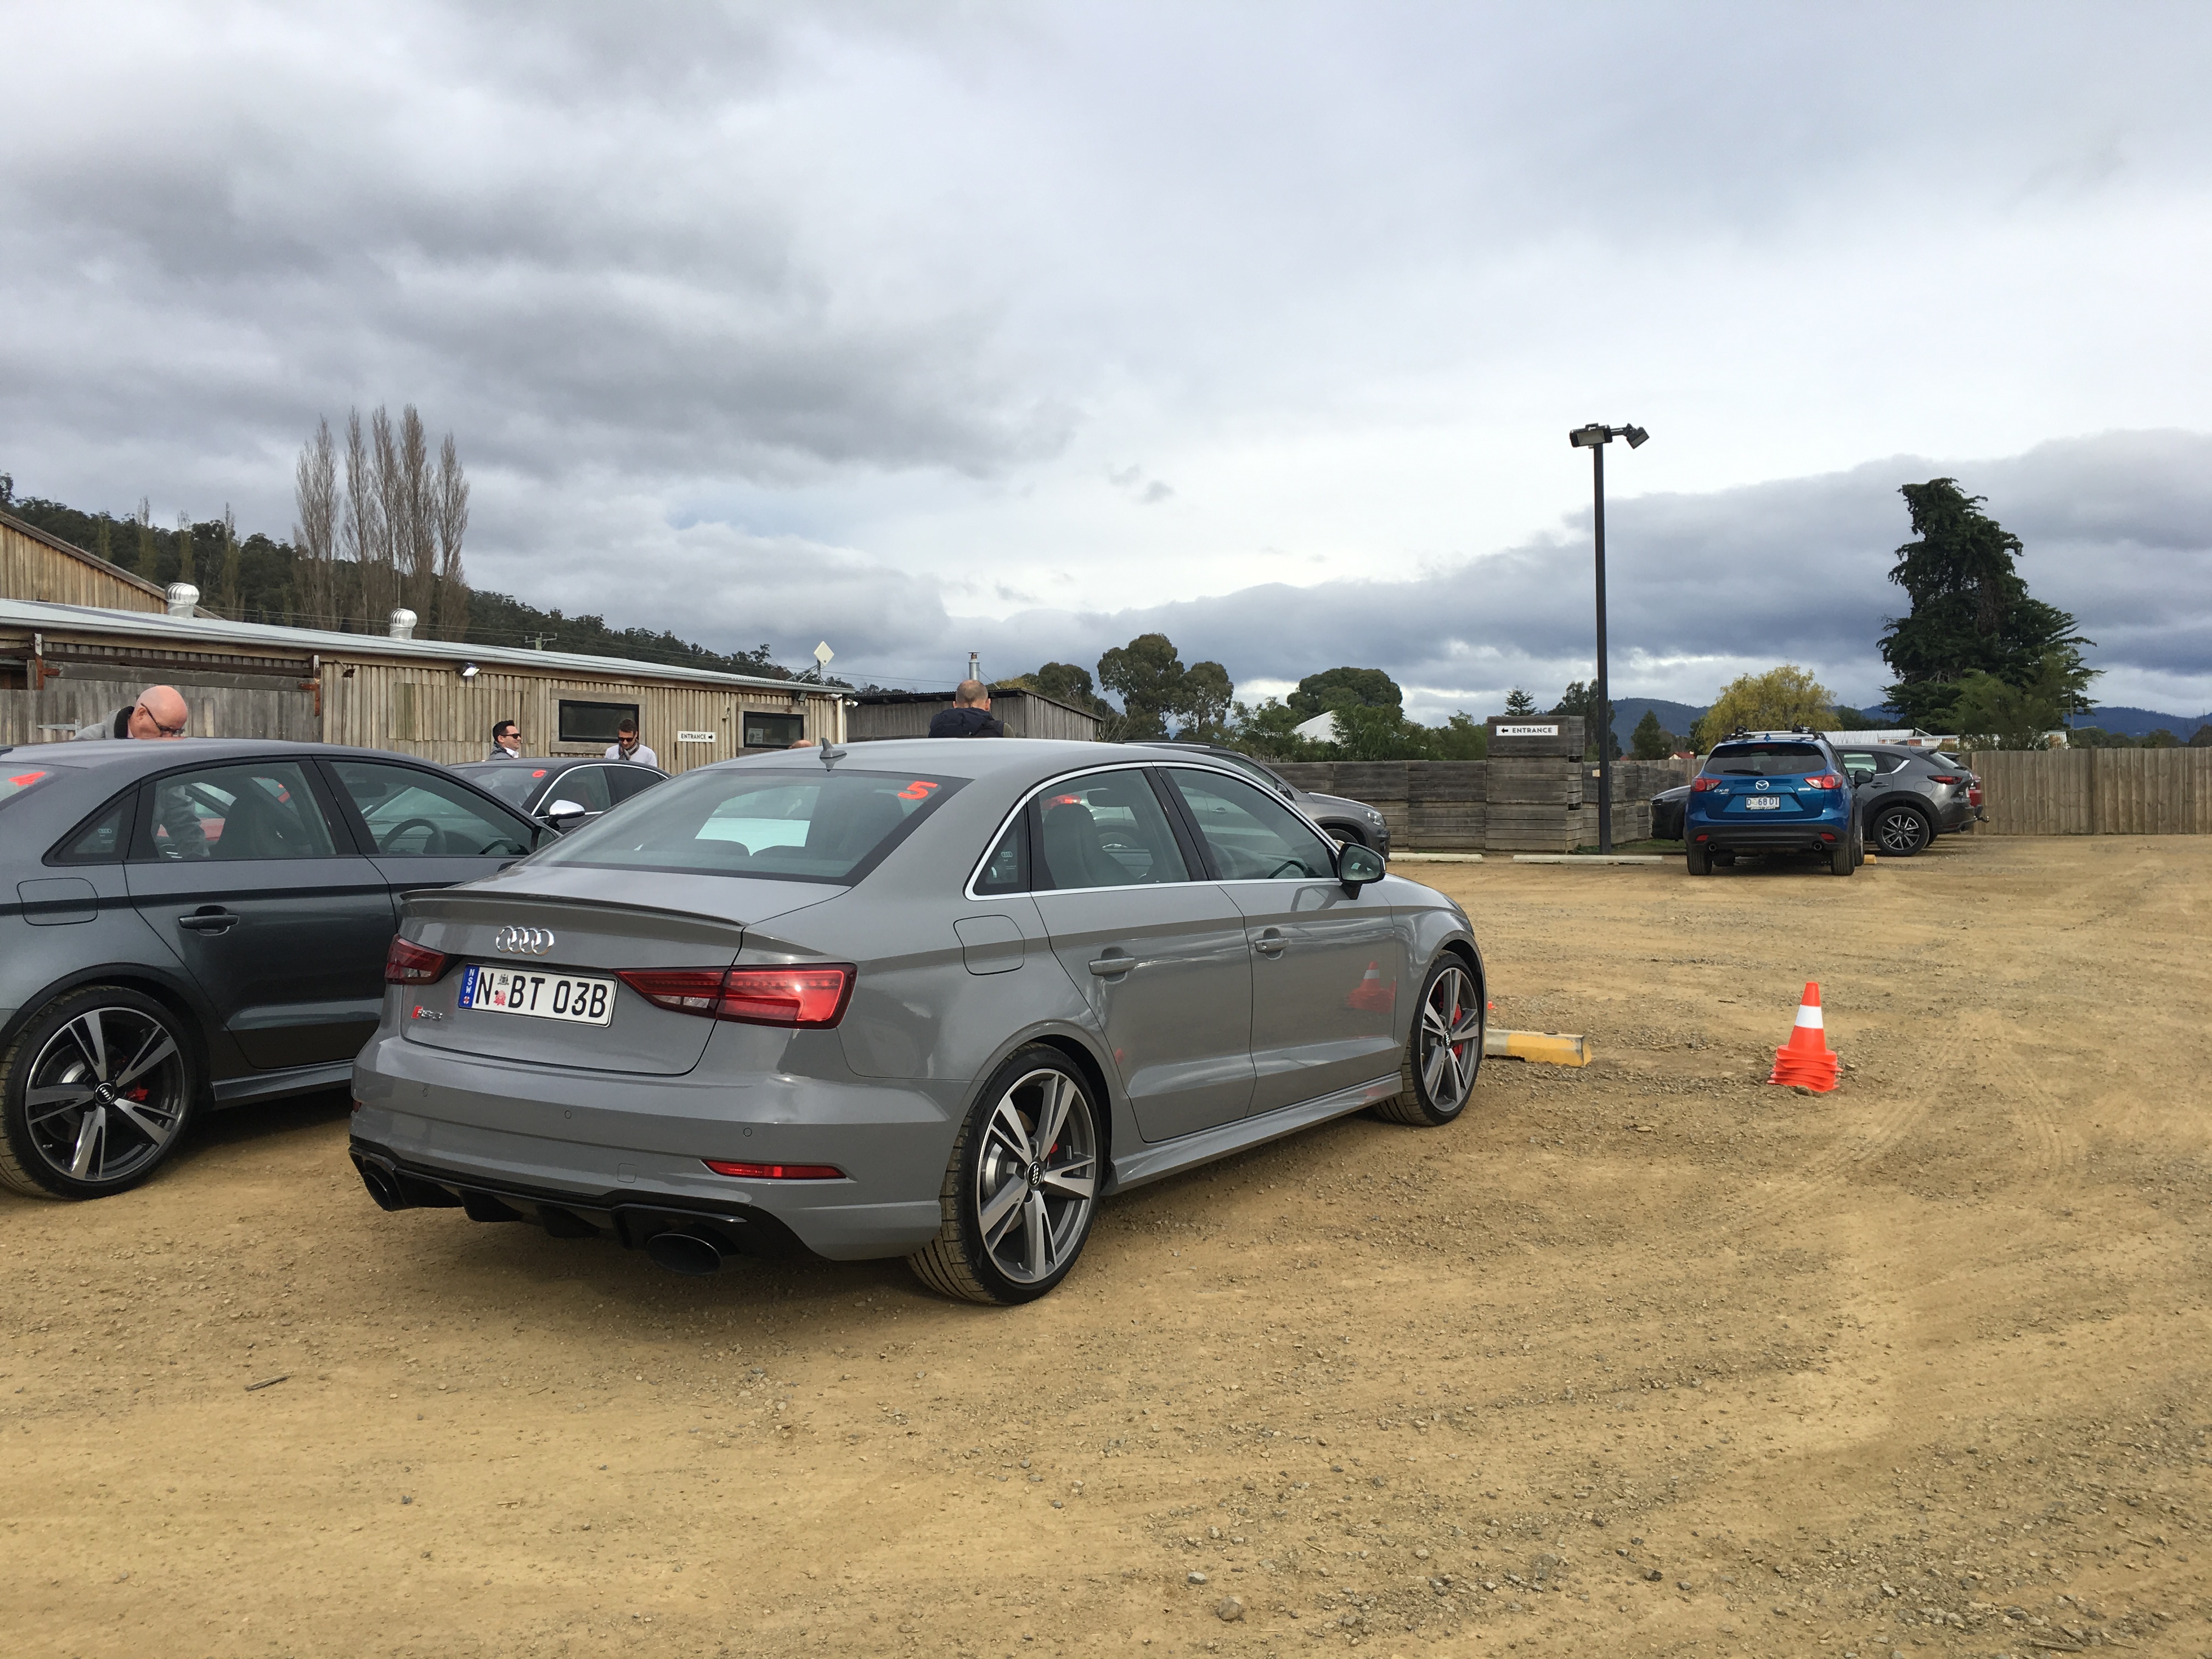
<box><xmin>321</xmin><ymin>758</ymin><xmax>540</xmax><ymax>897</ymax></box>
<box><xmin>1161</xmin><ymin>766</ymin><xmax>1407</xmax><ymax>1115</ymax></box>
<box><xmin>1026</xmin><ymin>766</ymin><xmax>1256</xmax><ymax>1143</ymax></box>
<box><xmin>123</xmin><ymin>756</ymin><xmax>396</xmax><ymax>1071</ymax></box>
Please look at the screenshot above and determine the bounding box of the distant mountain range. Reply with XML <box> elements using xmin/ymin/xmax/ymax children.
<box><xmin>1601</xmin><ymin>697</ymin><xmax>2208</xmax><ymax>749</ymax></box>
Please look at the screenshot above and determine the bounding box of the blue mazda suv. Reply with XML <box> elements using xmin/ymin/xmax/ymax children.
<box><xmin>1685</xmin><ymin>731</ymin><xmax>1863</xmax><ymax>877</ymax></box>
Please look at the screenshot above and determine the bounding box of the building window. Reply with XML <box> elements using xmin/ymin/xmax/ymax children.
<box><xmin>742</xmin><ymin>711</ymin><xmax>803</xmax><ymax>748</ymax></box>
<box><xmin>558</xmin><ymin>700</ymin><xmax>640</xmax><ymax>744</ymax></box>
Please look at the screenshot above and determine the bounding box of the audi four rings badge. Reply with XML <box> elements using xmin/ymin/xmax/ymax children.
<box><xmin>494</xmin><ymin>925</ymin><xmax>555</xmax><ymax>956</ymax></box>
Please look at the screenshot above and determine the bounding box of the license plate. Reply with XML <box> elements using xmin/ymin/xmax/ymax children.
<box><xmin>457</xmin><ymin>963</ymin><xmax>615</xmax><ymax>1025</ymax></box>
<box><xmin>1744</xmin><ymin>797</ymin><xmax>1782</xmax><ymax>811</ymax></box>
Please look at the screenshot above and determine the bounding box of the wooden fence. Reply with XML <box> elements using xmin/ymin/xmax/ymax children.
<box><xmin>1974</xmin><ymin>747</ymin><xmax>2212</xmax><ymax>836</ymax></box>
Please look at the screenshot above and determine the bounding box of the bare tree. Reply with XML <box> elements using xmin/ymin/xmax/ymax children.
<box><xmin>134</xmin><ymin>498</ymin><xmax>157</xmax><ymax>580</ymax></box>
<box><xmin>341</xmin><ymin>409</ymin><xmax>385</xmax><ymax>626</ymax></box>
<box><xmin>217</xmin><ymin>504</ymin><xmax>242</xmax><ymax>616</ymax></box>
<box><xmin>393</xmin><ymin>405</ymin><xmax>437</xmax><ymax>619</ymax></box>
<box><xmin>432</xmin><ymin>431</ymin><xmax>471</xmax><ymax>640</ymax></box>
<box><xmin>371</xmin><ymin>407</ymin><xmax>406</xmax><ymax>627</ymax></box>
<box><xmin>294</xmin><ymin>417</ymin><xmax>338</xmax><ymax>625</ymax></box>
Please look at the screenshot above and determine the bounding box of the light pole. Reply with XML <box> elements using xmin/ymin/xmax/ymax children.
<box><xmin>1566</xmin><ymin>421</ymin><xmax>1649</xmax><ymax>854</ymax></box>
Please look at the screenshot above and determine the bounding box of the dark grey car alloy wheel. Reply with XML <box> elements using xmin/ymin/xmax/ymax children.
<box><xmin>0</xmin><ymin>989</ymin><xmax>195</xmax><ymax>1199</ymax></box>
<box><xmin>1873</xmin><ymin>804</ymin><xmax>1932</xmax><ymax>856</ymax></box>
<box><xmin>1374</xmin><ymin>955</ymin><xmax>1482</xmax><ymax>1126</ymax></box>
<box><xmin>910</xmin><ymin>1046</ymin><xmax>1101</xmax><ymax>1304</ymax></box>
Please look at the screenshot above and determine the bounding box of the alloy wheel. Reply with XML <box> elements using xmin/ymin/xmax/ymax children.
<box><xmin>1876</xmin><ymin>808</ymin><xmax>1929</xmax><ymax>856</ymax></box>
<box><xmin>22</xmin><ymin>1006</ymin><xmax>189</xmax><ymax>1187</ymax></box>
<box><xmin>972</xmin><ymin>1067</ymin><xmax>1098</xmax><ymax>1286</ymax></box>
<box><xmin>1417</xmin><ymin>964</ymin><xmax>1481</xmax><ymax>1111</ymax></box>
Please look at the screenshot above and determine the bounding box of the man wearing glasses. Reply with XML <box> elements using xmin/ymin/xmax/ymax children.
<box><xmin>489</xmin><ymin>719</ymin><xmax>523</xmax><ymax>758</ymax></box>
<box><xmin>74</xmin><ymin>684</ymin><xmax>191</xmax><ymax>741</ymax></box>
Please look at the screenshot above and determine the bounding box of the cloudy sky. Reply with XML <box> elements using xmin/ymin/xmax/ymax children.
<box><xmin>4</xmin><ymin>2</ymin><xmax>2209</xmax><ymax>717</ymax></box>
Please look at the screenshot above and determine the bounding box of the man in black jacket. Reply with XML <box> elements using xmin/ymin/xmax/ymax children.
<box><xmin>927</xmin><ymin>681</ymin><xmax>1007</xmax><ymax>738</ymax></box>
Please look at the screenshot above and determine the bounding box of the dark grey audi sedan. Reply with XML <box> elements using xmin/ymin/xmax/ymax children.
<box><xmin>350</xmin><ymin>740</ymin><xmax>1485</xmax><ymax>1304</ymax></box>
<box><xmin>0</xmin><ymin>740</ymin><xmax>544</xmax><ymax>1199</ymax></box>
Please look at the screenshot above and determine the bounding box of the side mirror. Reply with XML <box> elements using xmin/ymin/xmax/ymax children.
<box><xmin>1336</xmin><ymin>840</ymin><xmax>1386</xmax><ymax>893</ymax></box>
<box><xmin>541</xmin><ymin>799</ymin><xmax>590</xmax><ymax>832</ymax></box>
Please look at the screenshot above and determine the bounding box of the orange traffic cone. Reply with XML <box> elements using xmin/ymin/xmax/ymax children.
<box><xmin>1768</xmin><ymin>982</ymin><xmax>1841</xmax><ymax>1091</ymax></box>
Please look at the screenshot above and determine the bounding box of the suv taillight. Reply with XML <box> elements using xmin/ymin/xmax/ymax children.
<box><xmin>617</xmin><ymin>966</ymin><xmax>856</xmax><ymax>1028</ymax></box>
<box><xmin>1691</xmin><ymin>776</ymin><xmax>1722</xmax><ymax>792</ymax></box>
<box><xmin>385</xmin><ymin>937</ymin><xmax>450</xmax><ymax>985</ymax></box>
<box><xmin>1928</xmin><ymin>774</ymin><xmax>1959</xmax><ymax>785</ymax></box>
<box><xmin>1804</xmin><ymin>773</ymin><xmax>1839</xmax><ymax>789</ymax></box>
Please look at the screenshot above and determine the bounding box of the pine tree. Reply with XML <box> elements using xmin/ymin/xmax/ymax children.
<box><xmin>1878</xmin><ymin>479</ymin><xmax>2094</xmax><ymax>729</ymax></box>
<box><xmin>1503</xmin><ymin>687</ymin><xmax>1536</xmax><ymax>716</ymax></box>
<box><xmin>1630</xmin><ymin>708</ymin><xmax>1674</xmax><ymax>759</ymax></box>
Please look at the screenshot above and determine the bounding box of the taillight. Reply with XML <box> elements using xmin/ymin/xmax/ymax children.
<box><xmin>1928</xmin><ymin>774</ymin><xmax>1959</xmax><ymax>785</ymax></box>
<box><xmin>702</xmin><ymin>1159</ymin><xmax>845</xmax><ymax>1180</ymax></box>
<box><xmin>385</xmin><ymin>936</ymin><xmax>449</xmax><ymax>984</ymax></box>
<box><xmin>1691</xmin><ymin>777</ymin><xmax>1722</xmax><ymax>792</ymax></box>
<box><xmin>617</xmin><ymin>965</ymin><xmax>856</xmax><ymax>1028</ymax></box>
<box><xmin>1804</xmin><ymin>773</ymin><xmax>1839</xmax><ymax>789</ymax></box>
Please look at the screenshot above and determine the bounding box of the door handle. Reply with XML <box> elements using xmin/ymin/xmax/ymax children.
<box><xmin>1088</xmin><ymin>955</ymin><xmax>1135</xmax><ymax>977</ymax></box>
<box><xmin>1253</xmin><ymin>930</ymin><xmax>1286</xmax><ymax>957</ymax></box>
<box><xmin>177</xmin><ymin>909</ymin><xmax>239</xmax><ymax>935</ymax></box>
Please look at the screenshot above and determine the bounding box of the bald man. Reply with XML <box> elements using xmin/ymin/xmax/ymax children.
<box><xmin>926</xmin><ymin>680</ymin><xmax>1007</xmax><ymax>738</ymax></box>
<box><xmin>75</xmin><ymin>684</ymin><xmax>191</xmax><ymax>741</ymax></box>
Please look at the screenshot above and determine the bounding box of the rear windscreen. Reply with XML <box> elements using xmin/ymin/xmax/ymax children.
<box><xmin>1704</xmin><ymin>743</ymin><xmax>1825</xmax><ymax>777</ymax></box>
<box><xmin>534</xmin><ymin>767</ymin><xmax>961</xmax><ymax>883</ymax></box>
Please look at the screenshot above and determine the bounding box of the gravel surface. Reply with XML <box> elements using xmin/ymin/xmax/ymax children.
<box><xmin>3</xmin><ymin>835</ymin><xmax>2206</xmax><ymax>1656</ymax></box>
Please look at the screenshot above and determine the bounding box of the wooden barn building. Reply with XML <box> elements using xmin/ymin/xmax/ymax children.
<box><xmin>0</xmin><ymin>512</ymin><xmax>847</xmax><ymax>766</ymax></box>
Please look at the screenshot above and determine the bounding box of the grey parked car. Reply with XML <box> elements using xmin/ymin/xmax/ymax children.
<box><xmin>349</xmin><ymin>739</ymin><xmax>1483</xmax><ymax>1304</ymax></box>
<box><xmin>1133</xmin><ymin>741</ymin><xmax>1392</xmax><ymax>856</ymax></box>
<box><xmin>0</xmin><ymin>740</ymin><xmax>547</xmax><ymax>1199</ymax></box>
<box><xmin>450</xmin><ymin>754</ymin><xmax>669</xmax><ymax>832</ymax></box>
<box><xmin>1833</xmin><ymin>745</ymin><xmax>1977</xmax><ymax>856</ymax></box>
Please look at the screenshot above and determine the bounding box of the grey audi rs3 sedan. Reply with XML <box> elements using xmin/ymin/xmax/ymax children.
<box><xmin>349</xmin><ymin>739</ymin><xmax>1486</xmax><ymax>1304</ymax></box>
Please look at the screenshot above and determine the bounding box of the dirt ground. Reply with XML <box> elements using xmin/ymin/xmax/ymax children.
<box><xmin>5</xmin><ymin>835</ymin><xmax>2209</xmax><ymax>1659</ymax></box>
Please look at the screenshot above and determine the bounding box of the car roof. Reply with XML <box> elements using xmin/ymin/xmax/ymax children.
<box><xmin>713</xmin><ymin>738</ymin><xmax>1167</xmax><ymax>786</ymax></box>
<box><xmin>452</xmin><ymin>755</ymin><xmax>657</xmax><ymax>772</ymax></box>
<box><xmin>14</xmin><ymin>738</ymin><xmax>475</xmax><ymax>778</ymax></box>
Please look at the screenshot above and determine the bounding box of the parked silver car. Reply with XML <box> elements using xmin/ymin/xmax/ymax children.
<box><xmin>350</xmin><ymin>740</ymin><xmax>1485</xmax><ymax>1303</ymax></box>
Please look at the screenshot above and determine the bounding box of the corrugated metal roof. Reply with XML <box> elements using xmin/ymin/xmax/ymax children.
<box><xmin>0</xmin><ymin>596</ymin><xmax>827</xmax><ymax>695</ymax></box>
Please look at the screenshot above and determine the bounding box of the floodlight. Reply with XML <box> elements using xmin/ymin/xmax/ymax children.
<box><xmin>459</xmin><ymin>662</ymin><xmax>479</xmax><ymax>679</ymax></box>
<box><xmin>1567</xmin><ymin>424</ymin><xmax>1608</xmax><ymax>448</ymax></box>
<box><xmin>1623</xmin><ymin>425</ymin><xmax>1650</xmax><ymax>448</ymax></box>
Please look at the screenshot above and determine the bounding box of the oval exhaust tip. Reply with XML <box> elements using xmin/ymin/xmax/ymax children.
<box><xmin>356</xmin><ymin>1159</ymin><xmax>407</xmax><ymax>1212</ymax></box>
<box><xmin>645</xmin><ymin>1232</ymin><xmax>724</xmax><ymax>1277</ymax></box>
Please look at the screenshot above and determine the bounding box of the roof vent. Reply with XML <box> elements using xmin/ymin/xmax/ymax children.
<box><xmin>388</xmin><ymin>608</ymin><xmax>418</xmax><ymax>640</ymax></box>
<box><xmin>165</xmin><ymin>582</ymin><xmax>200</xmax><ymax>617</ymax></box>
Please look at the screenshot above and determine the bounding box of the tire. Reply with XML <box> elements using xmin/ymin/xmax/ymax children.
<box><xmin>1871</xmin><ymin>803</ymin><xmax>1932</xmax><ymax>857</ymax></box>
<box><xmin>1372</xmin><ymin>952</ymin><xmax>1481</xmax><ymax>1127</ymax></box>
<box><xmin>1828</xmin><ymin>839</ymin><xmax>1854</xmax><ymax>877</ymax></box>
<box><xmin>0</xmin><ymin>985</ymin><xmax>199</xmax><ymax>1200</ymax></box>
<box><xmin>1324</xmin><ymin>826</ymin><xmax>1369</xmax><ymax>851</ymax></box>
<box><xmin>1685</xmin><ymin>842</ymin><xmax>1711</xmax><ymax>876</ymax></box>
<box><xmin>907</xmin><ymin>1045</ymin><xmax>1102</xmax><ymax>1305</ymax></box>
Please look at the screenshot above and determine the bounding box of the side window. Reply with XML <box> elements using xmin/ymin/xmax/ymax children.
<box><xmin>49</xmin><ymin>792</ymin><xmax>134</xmax><ymax>865</ymax></box>
<box><xmin>1839</xmin><ymin>751</ymin><xmax>1878</xmax><ymax>781</ymax></box>
<box><xmin>1034</xmin><ymin>770</ymin><xmax>1190</xmax><ymax>891</ymax></box>
<box><xmin>974</xmin><ymin>817</ymin><xmax>1028</xmax><ymax>896</ymax></box>
<box><xmin>139</xmin><ymin>762</ymin><xmax>338</xmax><ymax>862</ymax></box>
<box><xmin>1166</xmin><ymin>768</ymin><xmax>1336</xmax><ymax>881</ymax></box>
<box><xmin>329</xmin><ymin>760</ymin><xmax>533</xmax><ymax>857</ymax></box>
<box><xmin>544</xmin><ymin>767</ymin><xmax>612</xmax><ymax>814</ymax></box>
<box><xmin>604</xmin><ymin>765</ymin><xmax>663</xmax><ymax>803</ymax></box>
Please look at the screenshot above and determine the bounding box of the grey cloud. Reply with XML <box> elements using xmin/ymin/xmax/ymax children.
<box><xmin>808</xmin><ymin>430</ymin><xmax>2211</xmax><ymax>712</ymax></box>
